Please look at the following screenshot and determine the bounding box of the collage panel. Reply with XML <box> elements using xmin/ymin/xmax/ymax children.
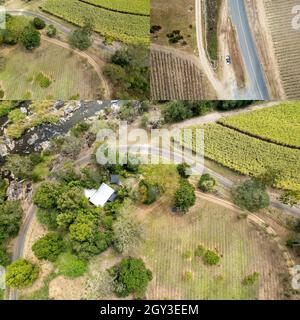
<box><xmin>0</xmin><ymin>0</ymin><xmax>150</xmax><ymax>100</ymax></box>
<box><xmin>0</xmin><ymin>0</ymin><xmax>300</xmax><ymax>307</ymax></box>
<box><xmin>150</xmin><ymin>0</ymin><xmax>300</xmax><ymax>100</ymax></box>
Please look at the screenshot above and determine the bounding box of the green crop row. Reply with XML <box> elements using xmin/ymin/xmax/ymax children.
<box><xmin>41</xmin><ymin>0</ymin><xmax>149</xmax><ymax>44</ymax></box>
<box><xmin>80</xmin><ymin>0</ymin><xmax>150</xmax><ymax>15</ymax></box>
<box><xmin>177</xmin><ymin>123</ymin><xmax>300</xmax><ymax>191</ymax></box>
<box><xmin>217</xmin><ymin>102</ymin><xmax>300</xmax><ymax>148</ymax></box>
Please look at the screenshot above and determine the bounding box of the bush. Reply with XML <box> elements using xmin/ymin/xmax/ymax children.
<box><xmin>232</xmin><ymin>180</ymin><xmax>270</xmax><ymax>212</ymax></box>
<box><xmin>47</xmin><ymin>24</ymin><xmax>57</xmax><ymax>37</ymax></box>
<box><xmin>174</xmin><ymin>181</ymin><xmax>196</xmax><ymax>213</ymax></box>
<box><xmin>110</xmin><ymin>257</ymin><xmax>152</xmax><ymax>298</ymax></box>
<box><xmin>55</xmin><ymin>252</ymin><xmax>87</xmax><ymax>278</ymax></box>
<box><xmin>36</xmin><ymin>208</ymin><xmax>59</xmax><ymax>230</ymax></box>
<box><xmin>138</xmin><ymin>181</ymin><xmax>160</xmax><ymax>205</ymax></box>
<box><xmin>36</xmin><ymin>73</ymin><xmax>51</xmax><ymax>88</ymax></box>
<box><xmin>33</xmin><ymin>181</ymin><xmax>62</xmax><ymax>209</ymax></box>
<box><xmin>177</xmin><ymin>163</ymin><xmax>190</xmax><ymax>179</ymax></box>
<box><xmin>183</xmin><ymin>271</ymin><xmax>193</xmax><ymax>281</ymax></box>
<box><xmin>6</xmin><ymin>259</ymin><xmax>39</xmax><ymax>289</ymax></box>
<box><xmin>0</xmin><ymin>201</ymin><xmax>22</xmax><ymax>241</ymax></box>
<box><xmin>69</xmin><ymin>28</ymin><xmax>92</xmax><ymax>50</ymax></box>
<box><xmin>242</xmin><ymin>272</ymin><xmax>260</xmax><ymax>286</ymax></box>
<box><xmin>183</xmin><ymin>250</ymin><xmax>192</xmax><ymax>260</ymax></box>
<box><xmin>203</xmin><ymin>250</ymin><xmax>220</xmax><ymax>265</ymax></box>
<box><xmin>32</xmin><ymin>233</ymin><xmax>65</xmax><ymax>262</ymax></box>
<box><xmin>0</xmin><ymin>244</ymin><xmax>10</xmax><ymax>266</ymax></box>
<box><xmin>4</xmin><ymin>154</ymin><xmax>34</xmax><ymax>180</ymax></box>
<box><xmin>33</xmin><ymin>17</ymin><xmax>46</xmax><ymax>30</ymax></box>
<box><xmin>198</xmin><ymin>174</ymin><xmax>216</xmax><ymax>193</ymax></box>
<box><xmin>20</xmin><ymin>26</ymin><xmax>40</xmax><ymax>50</ymax></box>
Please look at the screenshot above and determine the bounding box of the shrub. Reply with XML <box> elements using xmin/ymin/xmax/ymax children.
<box><xmin>242</xmin><ymin>272</ymin><xmax>260</xmax><ymax>286</ymax></box>
<box><xmin>110</xmin><ymin>257</ymin><xmax>152</xmax><ymax>298</ymax></box>
<box><xmin>183</xmin><ymin>250</ymin><xmax>193</xmax><ymax>260</ymax></box>
<box><xmin>33</xmin><ymin>181</ymin><xmax>62</xmax><ymax>209</ymax></box>
<box><xmin>198</xmin><ymin>174</ymin><xmax>216</xmax><ymax>193</ymax></box>
<box><xmin>33</xmin><ymin>17</ymin><xmax>46</xmax><ymax>30</ymax></box>
<box><xmin>138</xmin><ymin>181</ymin><xmax>160</xmax><ymax>205</ymax></box>
<box><xmin>32</xmin><ymin>233</ymin><xmax>65</xmax><ymax>262</ymax></box>
<box><xmin>177</xmin><ymin>163</ymin><xmax>190</xmax><ymax>179</ymax></box>
<box><xmin>47</xmin><ymin>24</ymin><xmax>57</xmax><ymax>37</ymax></box>
<box><xmin>36</xmin><ymin>208</ymin><xmax>59</xmax><ymax>231</ymax></box>
<box><xmin>232</xmin><ymin>180</ymin><xmax>270</xmax><ymax>212</ymax></box>
<box><xmin>174</xmin><ymin>181</ymin><xmax>196</xmax><ymax>213</ymax></box>
<box><xmin>0</xmin><ymin>90</ymin><xmax>4</xmax><ymax>99</ymax></box>
<box><xmin>0</xmin><ymin>201</ymin><xmax>22</xmax><ymax>241</ymax></box>
<box><xmin>36</xmin><ymin>73</ymin><xmax>52</xmax><ymax>88</ymax></box>
<box><xmin>6</xmin><ymin>259</ymin><xmax>39</xmax><ymax>289</ymax></box>
<box><xmin>203</xmin><ymin>250</ymin><xmax>220</xmax><ymax>265</ymax></box>
<box><xmin>55</xmin><ymin>252</ymin><xmax>87</xmax><ymax>278</ymax></box>
<box><xmin>20</xmin><ymin>25</ymin><xmax>40</xmax><ymax>50</ymax></box>
<box><xmin>183</xmin><ymin>271</ymin><xmax>193</xmax><ymax>281</ymax></box>
<box><xmin>0</xmin><ymin>244</ymin><xmax>10</xmax><ymax>266</ymax></box>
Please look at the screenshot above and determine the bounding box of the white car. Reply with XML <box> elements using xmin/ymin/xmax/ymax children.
<box><xmin>225</xmin><ymin>55</ymin><xmax>231</xmax><ymax>65</ymax></box>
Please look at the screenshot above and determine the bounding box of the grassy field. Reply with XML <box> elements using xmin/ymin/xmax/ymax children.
<box><xmin>218</xmin><ymin>102</ymin><xmax>300</xmax><ymax>148</ymax></box>
<box><xmin>132</xmin><ymin>198</ymin><xmax>285</xmax><ymax>300</ymax></box>
<box><xmin>80</xmin><ymin>0</ymin><xmax>150</xmax><ymax>15</ymax></box>
<box><xmin>41</xmin><ymin>0</ymin><xmax>149</xmax><ymax>44</ymax></box>
<box><xmin>179</xmin><ymin>123</ymin><xmax>300</xmax><ymax>191</ymax></box>
<box><xmin>0</xmin><ymin>42</ymin><xmax>101</xmax><ymax>100</ymax></box>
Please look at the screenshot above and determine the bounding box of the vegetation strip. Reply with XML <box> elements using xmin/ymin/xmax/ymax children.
<box><xmin>216</xmin><ymin>121</ymin><xmax>300</xmax><ymax>150</ymax></box>
<box><xmin>79</xmin><ymin>0</ymin><xmax>150</xmax><ymax>17</ymax></box>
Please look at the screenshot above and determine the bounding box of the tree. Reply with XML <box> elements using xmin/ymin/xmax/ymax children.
<box><xmin>46</xmin><ymin>24</ymin><xmax>57</xmax><ymax>38</ymax></box>
<box><xmin>20</xmin><ymin>26</ymin><xmax>40</xmax><ymax>50</ymax></box>
<box><xmin>203</xmin><ymin>250</ymin><xmax>220</xmax><ymax>265</ymax></box>
<box><xmin>138</xmin><ymin>181</ymin><xmax>160</xmax><ymax>205</ymax></box>
<box><xmin>57</xmin><ymin>187</ymin><xmax>89</xmax><ymax>212</ymax></box>
<box><xmin>177</xmin><ymin>163</ymin><xmax>191</xmax><ymax>179</ymax></box>
<box><xmin>113</xmin><ymin>213</ymin><xmax>143</xmax><ymax>253</ymax></box>
<box><xmin>0</xmin><ymin>244</ymin><xmax>10</xmax><ymax>266</ymax></box>
<box><xmin>36</xmin><ymin>208</ymin><xmax>59</xmax><ymax>231</ymax></box>
<box><xmin>4</xmin><ymin>154</ymin><xmax>34</xmax><ymax>179</ymax></box>
<box><xmin>198</xmin><ymin>174</ymin><xmax>216</xmax><ymax>193</ymax></box>
<box><xmin>32</xmin><ymin>232</ymin><xmax>65</xmax><ymax>262</ymax></box>
<box><xmin>110</xmin><ymin>257</ymin><xmax>152</xmax><ymax>298</ymax></box>
<box><xmin>0</xmin><ymin>201</ymin><xmax>22</xmax><ymax>240</ymax></box>
<box><xmin>33</xmin><ymin>17</ymin><xmax>46</xmax><ymax>30</ymax></box>
<box><xmin>231</xmin><ymin>180</ymin><xmax>270</xmax><ymax>212</ymax></box>
<box><xmin>174</xmin><ymin>181</ymin><xmax>196</xmax><ymax>213</ymax></box>
<box><xmin>33</xmin><ymin>181</ymin><xmax>62</xmax><ymax>209</ymax></box>
<box><xmin>61</xmin><ymin>135</ymin><xmax>83</xmax><ymax>159</ymax></box>
<box><xmin>6</xmin><ymin>259</ymin><xmax>39</xmax><ymax>289</ymax></box>
<box><xmin>68</xmin><ymin>28</ymin><xmax>92</xmax><ymax>50</ymax></box>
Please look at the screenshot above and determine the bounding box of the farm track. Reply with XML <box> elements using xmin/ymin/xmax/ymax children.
<box><xmin>150</xmin><ymin>45</ymin><xmax>216</xmax><ymax>100</ymax></box>
<box><xmin>262</xmin><ymin>0</ymin><xmax>300</xmax><ymax>99</ymax></box>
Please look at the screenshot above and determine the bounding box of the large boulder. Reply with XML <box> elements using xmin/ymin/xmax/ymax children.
<box><xmin>6</xmin><ymin>180</ymin><xmax>23</xmax><ymax>201</ymax></box>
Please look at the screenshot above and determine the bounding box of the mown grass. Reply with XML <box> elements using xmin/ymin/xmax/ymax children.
<box><xmin>0</xmin><ymin>42</ymin><xmax>100</xmax><ymax>100</ymax></box>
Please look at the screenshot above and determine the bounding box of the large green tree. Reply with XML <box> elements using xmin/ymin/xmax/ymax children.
<box><xmin>0</xmin><ymin>201</ymin><xmax>22</xmax><ymax>240</ymax></box>
<box><xmin>32</xmin><ymin>232</ymin><xmax>65</xmax><ymax>262</ymax></box>
<box><xmin>20</xmin><ymin>25</ymin><xmax>40</xmax><ymax>50</ymax></box>
<box><xmin>231</xmin><ymin>180</ymin><xmax>270</xmax><ymax>212</ymax></box>
<box><xmin>33</xmin><ymin>181</ymin><xmax>62</xmax><ymax>209</ymax></box>
<box><xmin>5</xmin><ymin>259</ymin><xmax>39</xmax><ymax>289</ymax></box>
<box><xmin>174</xmin><ymin>181</ymin><xmax>196</xmax><ymax>213</ymax></box>
<box><xmin>110</xmin><ymin>257</ymin><xmax>152</xmax><ymax>298</ymax></box>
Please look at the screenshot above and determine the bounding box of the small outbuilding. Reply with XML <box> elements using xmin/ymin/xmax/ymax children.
<box><xmin>84</xmin><ymin>183</ymin><xmax>116</xmax><ymax>207</ymax></box>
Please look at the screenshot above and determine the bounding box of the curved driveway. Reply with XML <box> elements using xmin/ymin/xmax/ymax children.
<box><xmin>228</xmin><ymin>0</ymin><xmax>269</xmax><ymax>100</ymax></box>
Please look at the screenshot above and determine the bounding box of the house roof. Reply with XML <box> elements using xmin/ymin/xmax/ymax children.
<box><xmin>110</xmin><ymin>174</ymin><xmax>120</xmax><ymax>184</ymax></box>
<box><xmin>86</xmin><ymin>183</ymin><xmax>115</xmax><ymax>207</ymax></box>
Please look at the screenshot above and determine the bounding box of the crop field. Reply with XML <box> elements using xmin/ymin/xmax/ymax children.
<box><xmin>217</xmin><ymin>102</ymin><xmax>300</xmax><ymax>148</ymax></box>
<box><xmin>133</xmin><ymin>199</ymin><xmax>286</xmax><ymax>300</ymax></box>
<box><xmin>79</xmin><ymin>0</ymin><xmax>150</xmax><ymax>15</ymax></box>
<box><xmin>177</xmin><ymin>123</ymin><xmax>300</xmax><ymax>191</ymax></box>
<box><xmin>0</xmin><ymin>42</ymin><xmax>101</xmax><ymax>100</ymax></box>
<box><xmin>263</xmin><ymin>0</ymin><xmax>300</xmax><ymax>99</ymax></box>
<box><xmin>41</xmin><ymin>0</ymin><xmax>149</xmax><ymax>44</ymax></box>
<box><xmin>151</xmin><ymin>48</ymin><xmax>216</xmax><ymax>100</ymax></box>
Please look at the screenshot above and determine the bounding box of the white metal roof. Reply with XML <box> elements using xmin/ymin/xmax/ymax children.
<box><xmin>84</xmin><ymin>189</ymin><xmax>97</xmax><ymax>199</ymax></box>
<box><xmin>87</xmin><ymin>183</ymin><xmax>115</xmax><ymax>207</ymax></box>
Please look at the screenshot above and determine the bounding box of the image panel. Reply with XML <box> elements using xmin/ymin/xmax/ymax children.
<box><xmin>150</xmin><ymin>0</ymin><xmax>300</xmax><ymax>100</ymax></box>
<box><xmin>0</xmin><ymin>100</ymin><xmax>299</xmax><ymax>300</ymax></box>
<box><xmin>0</xmin><ymin>0</ymin><xmax>150</xmax><ymax>100</ymax></box>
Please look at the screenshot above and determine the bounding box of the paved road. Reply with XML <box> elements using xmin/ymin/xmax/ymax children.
<box><xmin>195</xmin><ymin>0</ymin><xmax>227</xmax><ymax>99</ymax></box>
<box><xmin>5</xmin><ymin>9</ymin><xmax>117</xmax><ymax>54</ymax></box>
<box><xmin>228</xmin><ymin>0</ymin><xmax>269</xmax><ymax>100</ymax></box>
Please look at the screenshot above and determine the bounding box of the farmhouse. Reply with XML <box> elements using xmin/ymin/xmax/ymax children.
<box><xmin>84</xmin><ymin>183</ymin><xmax>116</xmax><ymax>207</ymax></box>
